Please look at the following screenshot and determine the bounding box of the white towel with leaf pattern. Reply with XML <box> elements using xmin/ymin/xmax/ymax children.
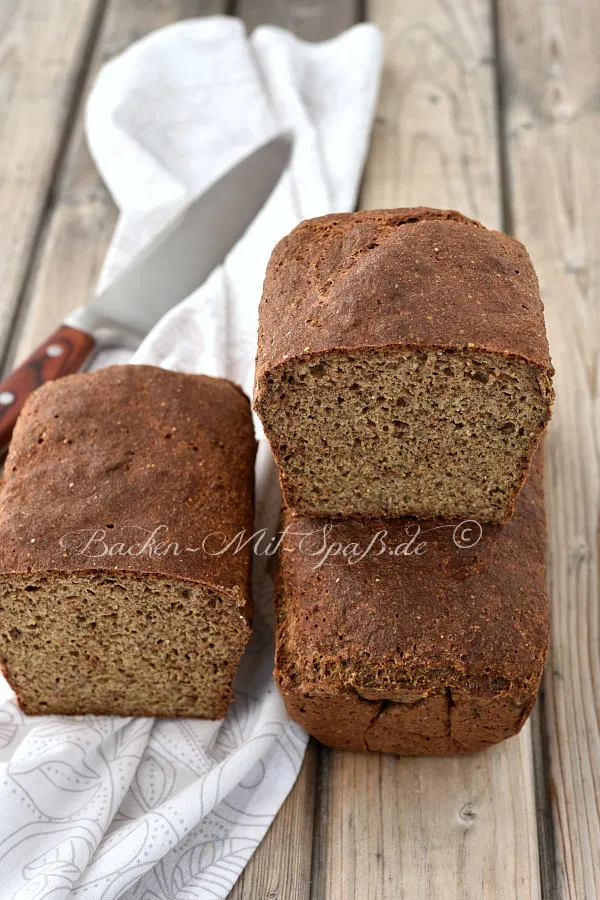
<box><xmin>0</xmin><ymin>16</ymin><xmax>382</xmax><ymax>899</ymax></box>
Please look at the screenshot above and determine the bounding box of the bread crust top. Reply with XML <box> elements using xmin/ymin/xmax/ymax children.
<box><xmin>255</xmin><ymin>207</ymin><xmax>553</xmax><ymax>397</ymax></box>
<box><xmin>0</xmin><ymin>365</ymin><xmax>256</xmax><ymax>612</ymax></box>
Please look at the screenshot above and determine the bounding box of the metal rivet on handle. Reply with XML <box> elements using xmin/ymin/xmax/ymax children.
<box><xmin>0</xmin><ymin>391</ymin><xmax>15</xmax><ymax>406</ymax></box>
<box><xmin>46</xmin><ymin>344</ymin><xmax>64</xmax><ymax>358</ymax></box>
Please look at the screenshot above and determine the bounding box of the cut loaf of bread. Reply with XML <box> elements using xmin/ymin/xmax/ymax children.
<box><xmin>275</xmin><ymin>451</ymin><xmax>548</xmax><ymax>755</ymax></box>
<box><xmin>0</xmin><ymin>365</ymin><xmax>256</xmax><ymax>719</ymax></box>
<box><xmin>254</xmin><ymin>208</ymin><xmax>554</xmax><ymax>523</ymax></box>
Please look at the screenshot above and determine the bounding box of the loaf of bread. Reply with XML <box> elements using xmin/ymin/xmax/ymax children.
<box><xmin>274</xmin><ymin>451</ymin><xmax>548</xmax><ymax>754</ymax></box>
<box><xmin>0</xmin><ymin>365</ymin><xmax>256</xmax><ymax>719</ymax></box>
<box><xmin>254</xmin><ymin>208</ymin><xmax>554</xmax><ymax>523</ymax></box>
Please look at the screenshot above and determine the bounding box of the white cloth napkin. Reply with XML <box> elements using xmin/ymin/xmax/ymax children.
<box><xmin>0</xmin><ymin>17</ymin><xmax>382</xmax><ymax>899</ymax></box>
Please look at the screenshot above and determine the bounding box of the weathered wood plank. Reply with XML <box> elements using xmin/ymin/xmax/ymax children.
<box><xmin>314</xmin><ymin>2</ymin><xmax>543</xmax><ymax>897</ymax></box>
<box><xmin>498</xmin><ymin>1</ymin><xmax>600</xmax><ymax>897</ymax></box>
<box><xmin>229</xmin><ymin>740</ymin><xmax>319</xmax><ymax>900</ymax></box>
<box><xmin>7</xmin><ymin>0</ymin><xmax>227</xmax><ymax>367</ymax></box>
<box><xmin>320</xmin><ymin>732</ymin><xmax>540</xmax><ymax>900</ymax></box>
<box><xmin>0</xmin><ymin>0</ymin><xmax>104</xmax><ymax>363</ymax></box>
<box><xmin>235</xmin><ymin>0</ymin><xmax>360</xmax><ymax>40</ymax></box>
<box><xmin>361</xmin><ymin>0</ymin><xmax>498</xmax><ymax>225</ymax></box>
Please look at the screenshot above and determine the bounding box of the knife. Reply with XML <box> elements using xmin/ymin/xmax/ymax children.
<box><xmin>0</xmin><ymin>133</ymin><xmax>292</xmax><ymax>453</ymax></box>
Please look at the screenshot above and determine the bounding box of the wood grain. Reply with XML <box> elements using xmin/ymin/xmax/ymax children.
<box><xmin>236</xmin><ymin>0</ymin><xmax>361</xmax><ymax>40</ymax></box>
<box><xmin>319</xmin><ymin>734</ymin><xmax>540</xmax><ymax>900</ymax></box>
<box><xmin>498</xmin><ymin>0</ymin><xmax>600</xmax><ymax>897</ymax></box>
<box><xmin>313</xmin><ymin>1</ymin><xmax>543</xmax><ymax>897</ymax></box>
<box><xmin>229</xmin><ymin>740</ymin><xmax>319</xmax><ymax>900</ymax></box>
<box><xmin>0</xmin><ymin>0</ymin><xmax>104</xmax><ymax>364</ymax></box>
<box><xmin>6</xmin><ymin>0</ymin><xmax>227</xmax><ymax>369</ymax></box>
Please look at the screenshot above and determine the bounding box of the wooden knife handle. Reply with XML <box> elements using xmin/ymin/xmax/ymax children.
<box><xmin>0</xmin><ymin>324</ymin><xmax>96</xmax><ymax>455</ymax></box>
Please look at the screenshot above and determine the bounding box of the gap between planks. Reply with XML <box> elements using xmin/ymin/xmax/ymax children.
<box><xmin>236</xmin><ymin>0</ymin><xmax>361</xmax><ymax>41</ymax></box>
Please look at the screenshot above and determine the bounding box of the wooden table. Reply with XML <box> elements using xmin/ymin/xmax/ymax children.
<box><xmin>0</xmin><ymin>1</ymin><xmax>597</xmax><ymax>897</ymax></box>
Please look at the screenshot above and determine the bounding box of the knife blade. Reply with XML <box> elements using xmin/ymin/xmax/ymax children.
<box><xmin>0</xmin><ymin>132</ymin><xmax>292</xmax><ymax>453</ymax></box>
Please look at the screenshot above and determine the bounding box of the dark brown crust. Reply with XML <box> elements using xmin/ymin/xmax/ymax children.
<box><xmin>280</xmin><ymin>691</ymin><xmax>534</xmax><ymax>755</ymax></box>
<box><xmin>0</xmin><ymin>365</ymin><xmax>257</xmax><ymax>614</ymax></box>
<box><xmin>274</xmin><ymin>451</ymin><xmax>548</xmax><ymax>755</ymax></box>
<box><xmin>255</xmin><ymin>208</ymin><xmax>554</xmax><ymax>392</ymax></box>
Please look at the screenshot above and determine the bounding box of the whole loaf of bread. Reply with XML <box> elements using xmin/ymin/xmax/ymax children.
<box><xmin>0</xmin><ymin>365</ymin><xmax>256</xmax><ymax>719</ymax></box>
<box><xmin>274</xmin><ymin>451</ymin><xmax>548</xmax><ymax>754</ymax></box>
